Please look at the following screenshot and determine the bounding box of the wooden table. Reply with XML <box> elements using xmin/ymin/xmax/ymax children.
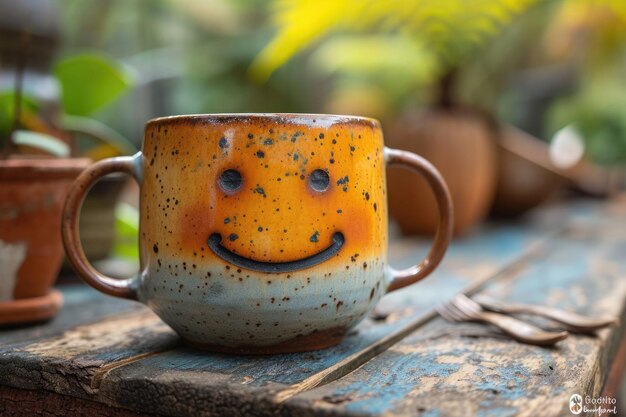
<box><xmin>2</xmin><ymin>198</ymin><xmax>626</xmax><ymax>417</ymax></box>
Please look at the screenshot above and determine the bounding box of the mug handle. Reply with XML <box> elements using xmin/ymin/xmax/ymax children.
<box><xmin>384</xmin><ymin>147</ymin><xmax>454</xmax><ymax>292</ymax></box>
<box><xmin>62</xmin><ymin>152</ymin><xmax>143</xmax><ymax>300</ymax></box>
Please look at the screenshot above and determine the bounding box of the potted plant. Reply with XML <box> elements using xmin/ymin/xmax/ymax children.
<box><xmin>0</xmin><ymin>0</ymin><xmax>134</xmax><ymax>325</ymax></box>
<box><xmin>250</xmin><ymin>0</ymin><xmax>626</xmax><ymax>233</ymax></box>
<box><xmin>490</xmin><ymin>0</ymin><xmax>626</xmax><ymax>216</ymax></box>
<box><xmin>0</xmin><ymin>153</ymin><xmax>90</xmax><ymax>325</ymax></box>
<box><xmin>384</xmin><ymin>71</ymin><xmax>498</xmax><ymax>235</ymax></box>
<box><xmin>56</xmin><ymin>54</ymin><xmax>136</xmax><ymax>264</ymax></box>
<box><xmin>542</xmin><ymin>1</ymin><xmax>626</xmax><ymax>196</ymax></box>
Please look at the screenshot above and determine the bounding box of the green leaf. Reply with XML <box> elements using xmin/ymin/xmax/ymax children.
<box><xmin>0</xmin><ymin>92</ymin><xmax>40</xmax><ymax>136</ymax></box>
<box><xmin>11</xmin><ymin>130</ymin><xmax>70</xmax><ymax>157</ymax></box>
<box><xmin>546</xmin><ymin>72</ymin><xmax>626</xmax><ymax>166</ymax></box>
<box><xmin>312</xmin><ymin>35</ymin><xmax>438</xmax><ymax>83</ymax></box>
<box><xmin>113</xmin><ymin>202</ymin><xmax>139</xmax><ymax>260</ymax></box>
<box><xmin>54</xmin><ymin>53</ymin><xmax>133</xmax><ymax>116</ymax></box>
<box><xmin>62</xmin><ymin>114</ymin><xmax>136</xmax><ymax>156</ymax></box>
<box><xmin>251</xmin><ymin>0</ymin><xmax>542</xmax><ymax>80</ymax></box>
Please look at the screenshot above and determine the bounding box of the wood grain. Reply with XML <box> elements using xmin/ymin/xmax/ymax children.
<box><xmin>0</xmin><ymin>385</ymin><xmax>155</xmax><ymax>417</ymax></box>
<box><xmin>0</xmin><ymin>222</ymin><xmax>549</xmax><ymax>416</ymax></box>
<box><xmin>0</xmin><ymin>199</ymin><xmax>624</xmax><ymax>417</ymax></box>
<box><xmin>1</xmin><ymin>285</ymin><xmax>144</xmax><ymax>345</ymax></box>
<box><xmin>282</xmin><ymin>220</ymin><xmax>626</xmax><ymax>417</ymax></box>
<box><xmin>87</xmin><ymin>222</ymin><xmax>558</xmax><ymax>416</ymax></box>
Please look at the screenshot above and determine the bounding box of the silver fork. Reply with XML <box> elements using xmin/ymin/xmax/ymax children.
<box><xmin>473</xmin><ymin>294</ymin><xmax>619</xmax><ymax>333</ymax></box>
<box><xmin>437</xmin><ymin>294</ymin><xmax>569</xmax><ymax>346</ymax></box>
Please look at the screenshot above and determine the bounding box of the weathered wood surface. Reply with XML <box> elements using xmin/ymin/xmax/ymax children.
<box><xmin>0</xmin><ymin>199</ymin><xmax>624</xmax><ymax>417</ymax></box>
<box><xmin>281</xmin><ymin>208</ymin><xmax>626</xmax><ymax>417</ymax></box>
<box><xmin>0</xmin><ymin>385</ymin><xmax>154</xmax><ymax>417</ymax></box>
<box><xmin>1</xmin><ymin>285</ymin><xmax>145</xmax><ymax>345</ymax></box>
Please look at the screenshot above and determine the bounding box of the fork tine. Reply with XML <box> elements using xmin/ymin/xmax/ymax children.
<box><xmin>454</xmin><ymin>294</ymin><xmax>482</xmax><ymax>314</ymax></box>
<box><xmin>439</xmin><ymin>293</ymin><xmax>570</xmax><ymax>346</ymax></box>
<box><xmin>444</xmin><ymin>304</ymin><xmax>464</xmax><ymax>321</ymax></box>
<box><xmin>436</xmin><ymin>307</ymin><xmax>450</xmax><ymax>321</ymax></box>
<box><xmin>436</xmin><ymin>309</ymin><xmax>449</xmax><ymax>322</ymax></box>
<box><xmin>436</xmin><ymin>304</ymin><xmax>456</xmax><ymax>322</ymax></box>
<box><xmin>447</xmin><ymin>300</ymin><xmax>473</xmax><ymax>321</ymax></box>
<box><xmin>446</xmin><ymin>300</ymin><xmax>471</xmax><ymax>321</ymax></box>
<box><xmin>451</xmin><ymin>298</ymin><xmax>482</xmax><ymax>321</ymax></box>
<box><xmin>462</xmin><ymin>294</ymin><xmax>483</xmax><ymax>311</ymax></box>
<box><xmin>454</xmin><ymin>294</ymin><xmax>480</xmax><ymax>310</ymax></box>
<box><xmin>438</xmin><ymin>302</ymin><xmax>464</xmax><ymax>322</ymax></box>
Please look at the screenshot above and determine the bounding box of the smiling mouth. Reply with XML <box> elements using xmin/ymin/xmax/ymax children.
<box><xmin>207</xmin><ymin>232</ymin><xmax>345</xmax><ymax>273</ymax></box>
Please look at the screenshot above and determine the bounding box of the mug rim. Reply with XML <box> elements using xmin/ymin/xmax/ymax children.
<box><xmin>146</xmin><ymin>113</ymin><xmax>381</xmax><ymax>129</ymax></box>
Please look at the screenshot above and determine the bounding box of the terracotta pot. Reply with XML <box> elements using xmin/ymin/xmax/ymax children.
<box><xmin>490</xmin><ymin>127</ymin><xmax>564</xmax><ymax>218</ymax></box>
<box><xmin>0</xmin><ymin>157</ymin><xmax>89</xmax><ymax>324</ymax></box>
<box><xmin>386</xmin><ymin>107</ymin><xmax>498</xmax><ymax>235</ymax></box>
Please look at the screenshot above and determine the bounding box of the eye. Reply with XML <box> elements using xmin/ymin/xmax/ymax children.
<box><xmin>218</xmin><ymin>169</ymin><xmax>243</xmax><ymax>193</ymax></box>
<box><xmin>309</xmin><ymin>169</ymin><xmax>330</xmax><ymax>192</ymax></box>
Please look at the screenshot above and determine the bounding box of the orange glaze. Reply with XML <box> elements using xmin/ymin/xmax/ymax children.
<box><xmin>140</xmin><ymin>116</ymin><xmax>388</xmax><ymax>273</ymax></box>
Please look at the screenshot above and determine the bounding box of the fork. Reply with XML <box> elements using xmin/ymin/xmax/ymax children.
<box><xmin>437</xmin><ymin>294</ymin><xmax>569</xmax><ymax>346</ymax></box>
<box><xmin>473</xmin><ymin>294</ymin><xmax>619</xmax><ymax>333</ymax></box>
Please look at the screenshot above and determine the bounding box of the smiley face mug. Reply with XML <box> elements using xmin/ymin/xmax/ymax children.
<box><xmin>62</xmin><ymin>114</ymin><xmax>453</xmax><ymax>354</ymax></box>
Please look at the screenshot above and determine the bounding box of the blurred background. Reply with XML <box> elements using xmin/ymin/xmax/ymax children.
<box><xmin>2</xmin><ymin>0</ymin><xmax>626</xmax><ymax>271</ymax></box>
<box><xmin>1</xmin><ymin>1</ymin><xmax>625</xmax><ymax>408</ymax></box>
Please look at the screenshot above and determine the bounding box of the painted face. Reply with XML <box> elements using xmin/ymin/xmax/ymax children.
<box><xmin>139</xmin><ymin>115</ymin><xmax>389</xmax><ymax>351</ymax></box>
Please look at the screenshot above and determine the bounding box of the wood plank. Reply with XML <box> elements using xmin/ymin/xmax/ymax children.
<box><xmin>1</xmin><ymin>284</ymin><xmax>143</xmax><ymax>345</ymax></box>
<box><xmin>601</xmin><ymin>334</ymin><xmax>626</xmax><ymax>400</ymax></box>
<box><xmin>0</xmin><ymin>385</ymin><xmax>155</xmax><ymax>417</ymax></box>
<box><xmin>0</xmin><ymin>220</ymin><xmax>554</xmax><ymax>417</ymax></box>
<box><xmin>86</xmin><ymin>223</ymin><xmax>560</xmax><ymax>417</ymax></box>
<box><xmin>282</xmin><ymin>218</ymin><xmax>626</xmax><ymax>417</ymax></box>
<box><xmin>0</xmin><ymin>307</ymin><xmax>179</xmax><ymax>398</ymax></box>
<box><xmin>4</xmin><ymin>199</ymin><xmax>613</xmax><ymax>417</ymax></box>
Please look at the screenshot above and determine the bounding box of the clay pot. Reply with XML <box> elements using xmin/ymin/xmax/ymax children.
<box><xmin>386</xmin><ymin>107</ymin><xmax>498</xmax><ymax>235</ymax></box>
<box><xmin>0</xmin><ymin>157</ymin><xmax>89</xmax><ymax>325</ymax></box>
<box><xmin>490</xmin><ymin>127</ymin><xmax>564</xmax><ymax>218</ymax></box>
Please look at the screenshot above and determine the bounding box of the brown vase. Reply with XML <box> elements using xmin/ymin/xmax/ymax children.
<box><xmin>0</xmin><ymin>157</ymin><xmax>89</xmax><ymax>325</ymax></box>
<box><xmin>490</xmin><ymin>126</ymin><xmax>564</xmax><ymax>218</ymax></box>
<box><xmin>386</xmin><ymin>107</ymin><xmax>498</xmax><ymax>235</ymax></box>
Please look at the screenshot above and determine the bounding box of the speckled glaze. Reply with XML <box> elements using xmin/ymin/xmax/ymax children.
<box><xmin>63</xmin><ymin>114</ymin><xmax>453</xmax><ymax>354</ymax></box>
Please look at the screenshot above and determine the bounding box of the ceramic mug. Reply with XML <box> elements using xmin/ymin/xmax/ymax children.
<box><xmin>62</xmin><ymin>114</ymin><xmax>453</xmax><ymax>354</ymax></box>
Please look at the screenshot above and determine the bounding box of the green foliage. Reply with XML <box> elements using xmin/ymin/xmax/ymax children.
<box><xmin>113</xmin><ymin>202</ymin><xmax>139</xmax><ymax>260</ymax></box>
<box><xmin>54</xmin><ymin>53</ymin><xmax>134</xmax><ymax>116</ymax></box>
<box><xmin>11</xmin><ymin>130</ymin><xmax>70</xmax><ymax>157</ymax></box>
<box><xmin>547</xmin><ymin>73</ymin><xmax>626</xmax><ymax>166</ymax></box>
<box><xmin>62</xmin><ymin>115</ymin><xmax>136</xmax><ymax>157</ymax></box>
<box><xmin>311</xmin><ymin>35</ymin><xmax>438</xmax><ymax>104</ymax></box>
<box><xmin>0</xmin><ymin>92</ymin><xmax>39</xmax><ymax>136</ymax></box>
<box><xmin>1</xmin><ymin>53</ymin><xmax>135</xmax><ymax>157</ymax></box>
<box><xmin>251</xmin><ymin>0</ymin><xmax>541</xmax><ymax>81</ymax></box>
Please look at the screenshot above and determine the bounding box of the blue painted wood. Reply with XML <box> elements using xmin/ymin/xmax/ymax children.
<box><xmin>2</xmin><ymin>285</ymin><xmax>143</xmax><ymax>345</ymax></box>
<box><xmin>283</xmin><ymin>212</ymin><xmax>626</xmax><ymax>417</ymax></box>
<box><xmin>2</xmin><ymin>199</ymin><xmax>621</xmax><ymax>417</ymax></box>
<box><xmin>0</xmin><ymin>220</ymin><xmax>550</xmax><ymax>413</ymax></box>
<box><xmin>88</xmin><ymin>222</ymin><xmax>558</xmax><ymax>416</ymax></box>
